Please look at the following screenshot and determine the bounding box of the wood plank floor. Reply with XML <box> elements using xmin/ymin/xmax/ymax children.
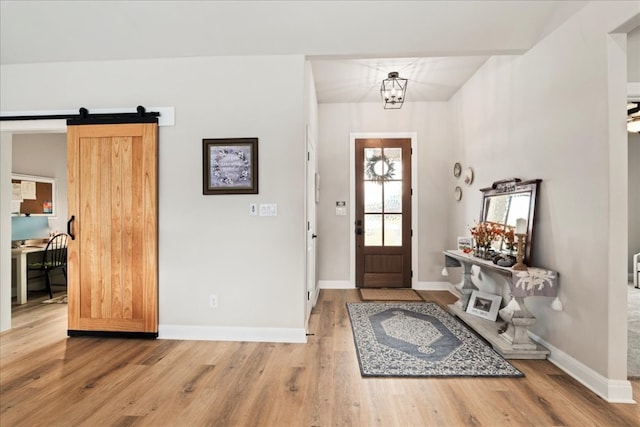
<box><xmin>1</xmin><ymin>289</ymin><xmax>638</xmax><ymax>426</ymax></box>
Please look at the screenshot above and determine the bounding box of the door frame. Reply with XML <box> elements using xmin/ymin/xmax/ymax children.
<box><xmin>305</xmin><ymin>124</ymin><xmax>319</xmax><ymax>330</ymax></box>
<box><xmin>349</xmin><ymin>132</ymin><xmax>418</xmax><ymax>288</ymax></box>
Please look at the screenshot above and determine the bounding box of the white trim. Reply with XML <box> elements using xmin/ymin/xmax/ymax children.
<box><xmin>349</xmin><ymin>132</ymin><xmax>419</xmax><ymax>288</ymax></box>
<box><xmin>0</xmin><ymin>133</ymin><xmax>12</xmax><ymax>332</ymax></box>
<box><xmin>415</xmin><ymin>281</ymin><xmax>457</xmax><ymax>292</ymax></box>
<box><xmin>319</xmin><ymin>280</ymin><xmax>354</xmax><ymax>289</ymax></box>
<box><xmin>0</xmin><ymin>119</ymin><xmax>66</xmax><ymax>134</ymax></box>
<box><xmin>1</xmin><ymin>106</ymin><xmax>176</xmax><ymax>127</ymax></box>
<box><xmin>530</xmin><ymin>332</ymin><xmax>635</xmax><ymax>404</ymax></box>
<box><xmin>159</xmin><ymin>324</ymin><xmax>308</xmax><ymax>343</ymax></box>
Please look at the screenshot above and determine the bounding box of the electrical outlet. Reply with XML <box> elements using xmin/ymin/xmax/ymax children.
<box><xmin>209</xmin><ymin>294</ymin><xmax>218</xmax><ymax>308</ymax></box>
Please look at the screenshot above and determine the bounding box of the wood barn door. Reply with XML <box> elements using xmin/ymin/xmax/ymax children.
<box><xmin>67</xmin><ymin>122</ymin><xmax>158</xmax><ymax>336</ymax></box>
<box><xmin>355</xmin><ymin>138</ymin><xmax>412</xmax><ymax>288</ymax></box>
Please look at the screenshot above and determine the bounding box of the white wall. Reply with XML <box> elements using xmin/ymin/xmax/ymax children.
<box><xmin>449</xmin><ymin>1</ymin><xmax>637</xmax><ymax>393</ymax></box>
<box><xmin>628</xmin><ymin>25</ymin><xmax>640</xmax><ymax>81</ymax></box>
<box><xmin>317</xmin><ymin>102</ymin><xmax>453</xmax><ymax>284</ymax></box>
<box><xmin>1</xmin><ymin>55</ymin><xmax>308</xmax><ymax>340</ymax></box>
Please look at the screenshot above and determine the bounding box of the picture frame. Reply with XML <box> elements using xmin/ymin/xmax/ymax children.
<box><xmin>457</xmin><ymin>236</ymin><xmax>472</xmax><ymax>253</ymax></box>
<box><xmin>203</xmin><ymin>138</ymin><xmax>258</xmax><ymax>195</ymax></box>
<box><xmin>466</xmin><ymin>291</ymin><xmax>502</xmax><ymax>321</ymax></box>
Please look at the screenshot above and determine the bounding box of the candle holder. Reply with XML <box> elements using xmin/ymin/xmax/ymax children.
<box><xmin>512</xmin><ymin>233</ymin><xmax>528</xmax><ymax>271</ymax></box>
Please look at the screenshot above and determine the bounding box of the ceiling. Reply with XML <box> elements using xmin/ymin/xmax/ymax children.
<box><xmin>0</xmin><ymin>1</ymin><xmax>592</xmax><ymax>104</ymax></box>
<box><xmin>310</xmin><ymin>56</ymin><xmax>489</xmax><ymax>103</ymax></box>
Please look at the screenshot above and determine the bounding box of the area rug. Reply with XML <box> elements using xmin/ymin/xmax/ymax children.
<box><xmin>42</xmin><ymin>295</ymin><xmax>67</xmax><ymax>304</ymax></box>
<box><xmin>346</xmin><ymin>302</ymin><xmax>523</xmax><ymax>378</ymax></box>
<box><xmin>359</xmin><ymin>288</ymin><xmax>424</xmax><ymax>302</ymax></box>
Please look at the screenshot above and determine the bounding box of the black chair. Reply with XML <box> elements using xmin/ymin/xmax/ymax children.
<box><xmin>27</xmin><ymin>233</ymin><xmax>68</xmax><ymax>299</ymax></box>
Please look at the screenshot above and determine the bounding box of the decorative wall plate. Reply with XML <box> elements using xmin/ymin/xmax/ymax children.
<box><xmin>453</xmin><ymin>162</ymin><xmax>461</xmax><ymax>178</ymax></box>
<box><xmin>454</xmin><ymin>186</ymin><xmax>462</xmax><ymax>201</ymax></box>
<box><xmin>463</xmin><ymin>167</ymin><xmax>474</xmax><ymax>185</ymax></box>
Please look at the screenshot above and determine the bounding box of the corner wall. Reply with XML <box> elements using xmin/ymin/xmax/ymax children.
<box><xmin>448</xmin><ymin>1</ymin><xmax>638</xmax><ymax>402</ymax></box>
<box><xmin>1</xmin><ymin>55</ymin><xmax>308</xmax><ymax>340</ymax></box>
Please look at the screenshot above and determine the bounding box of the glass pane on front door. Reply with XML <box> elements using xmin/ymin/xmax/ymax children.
<box><xmin>384</xmin><ymin>147</ymin><xmax>402</xmax><ymax>178</ymax></box>
<box><xmin>384</xmin><ymin>214</ymin><xmax>402</xmax><ymax>246</ymax></box>
<box><xmin>384</xmin><ymin>181</ymin><xmax>402</xmax><ymax>213</ymax></box>
<box><xmin>363</xmin><ymin>146</ymin><xmax>404</xmax><ymax>247</ymax></box>
<box><xmin>364</xmin><ymin>214</ymin><xmax>382</xmax><ymax>246</ymax></box>
<box><xmin>364</xmin><ymin>181</ymin><xmax>382</xmax><ymax>212</ymax></box>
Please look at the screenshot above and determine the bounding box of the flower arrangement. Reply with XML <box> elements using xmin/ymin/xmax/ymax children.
<box><xmin>503</xmin><ymin>226</ymin><xmax>516</xmax><ymax>251</ymax></box>
<box><xmin>470</xmin><ymin>221</ymin><xmax>503</xmax><ymax>256</ymax></box>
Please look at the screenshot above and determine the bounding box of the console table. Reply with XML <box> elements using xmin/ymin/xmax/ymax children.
<box><xmin>444</xmin><ymin>250</ymin><xmax>559</xmax><ymax>359</ymax></box>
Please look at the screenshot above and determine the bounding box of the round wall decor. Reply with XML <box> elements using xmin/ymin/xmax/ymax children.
<box><xmin>463</xmin><ymin>168</ymin><xmax>474</xmax><ymax>185</ymax></box>
<box><xmin>454</xmin><ymin>186</ymin><xmax>462</xmax><ymax>201</ymax></box>
<box><xmin>453</xmin><ymin>162</ymin><xmax>461</xmax><ymax>178</ymax></box>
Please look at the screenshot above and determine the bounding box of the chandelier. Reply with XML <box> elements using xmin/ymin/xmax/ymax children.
<box><xmin>380</xmin><ymin>72</ymin><xmax>408</xmax><ymax>109</ymax></box>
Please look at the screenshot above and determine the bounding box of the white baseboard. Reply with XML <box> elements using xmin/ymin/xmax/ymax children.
<box><xmin>319</xmin><ymin>280</ymin><xmax>457</xmax><ymax>292</ymax></box>
<box><xmin>530</xmin><ymin>332</ymin><xmax>635</xmax><ymax>404</ymax></box>
<box><xmin>418</xmin><ymin>287</ymin><xmax>635</xmax><ymax>404</ymax></box>
<box><xmin>319</xmin><ymin>280</ymin><xmax>354</xmax><ymax>289</ymax></box>
<box><xmin>415</xmin><ymin>281</ymin><xmax>457</xmax><ymax>292</ymax></box>
<box><xmin>159</xmin><ymin>325</ymin><xmax>307</xmax><ymax>343</ymax></box>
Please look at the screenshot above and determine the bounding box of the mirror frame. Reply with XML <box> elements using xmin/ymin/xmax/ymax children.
<box><xmin>479</xmin><ymin>178</ymin><xmax>541</xmax><ymax>264</ymax></box>
<box><xmin>11</xmin><ymin>173</ymin><xmax>57</xmax><ymax>217</ymax></box>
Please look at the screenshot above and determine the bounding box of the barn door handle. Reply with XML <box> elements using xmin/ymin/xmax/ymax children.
<box><xmin>67</xmin><ymin>215</ymin><xmax>76</xmax><ymax>240</ymax></box>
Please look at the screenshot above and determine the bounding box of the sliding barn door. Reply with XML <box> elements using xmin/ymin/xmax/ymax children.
<box><xmin>67</xmin><ymin>122</ymin><xmax>158</xmax><ymax>337</ymax></box>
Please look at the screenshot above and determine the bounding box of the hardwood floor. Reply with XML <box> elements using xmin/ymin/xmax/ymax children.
<box><xmin>1</xmin><ymin>289</ymin><xmax>638</xmax><ymax>426</ymax></box>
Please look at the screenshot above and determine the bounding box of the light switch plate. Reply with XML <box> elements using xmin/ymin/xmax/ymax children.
<box><xmin>259</xmin><ymin>203</ymin><xmax>277</xmax><ymax>216</ymax></box>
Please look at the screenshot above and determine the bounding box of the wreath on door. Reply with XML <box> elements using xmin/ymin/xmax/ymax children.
<box><xmin>365</xmin><ymin>154</ymin><xmax>396</xmax><ymax>183</ymax></box>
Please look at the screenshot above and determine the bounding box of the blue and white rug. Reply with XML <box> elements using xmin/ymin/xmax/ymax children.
<box><xmin>346</xmin><ymin>302</ymin><xmax>524</xmax><ymax>378</ymax></box>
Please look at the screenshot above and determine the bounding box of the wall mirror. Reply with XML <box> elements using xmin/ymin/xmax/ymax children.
<box><xmin>11</xmin><ymin>173</ymin><xmax>56</xmax><ymax>217</ymax></box>
<box><xmin>480</xmin><ymin>178</ymin><xmax>541</xmax><ymax>263</ymax></box>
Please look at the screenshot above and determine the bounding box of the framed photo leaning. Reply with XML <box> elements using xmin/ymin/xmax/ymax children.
<box><xmin>466</xmin><ymin>291</ymin><xmax>502</xmax><ymax>321</ymax></box>
<box><xmin>203</xmin><ymin>138</ymin><xmax>258</xmax><ymax>195</ymax></box>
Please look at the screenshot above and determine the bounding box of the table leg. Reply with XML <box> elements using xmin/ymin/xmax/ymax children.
<box><xmin>499</xmin><ymin>296</ymin><xmax>537</xmax><ymax>350</ymax></box>
<box><xmin>15</xmin><ymin>252</ymin><xmax>28</xmax><ymax>305</ymax></box>
<box><xmin>455</xmin><ymin>259</ymin><xmax>478</xmax><ymax>311</ymax></box>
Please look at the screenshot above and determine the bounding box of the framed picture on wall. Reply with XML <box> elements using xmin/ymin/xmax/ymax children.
<box><xmin>203</xmin><ymin>138</ymin><xmax>258</xmax><ymax>195</ymax></box>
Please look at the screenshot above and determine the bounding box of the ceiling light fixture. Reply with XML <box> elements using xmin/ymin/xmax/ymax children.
<box><xmin>380</xmin><ymin>72</ymin><xmax>408</xmax><ymax>109</ymax></box>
